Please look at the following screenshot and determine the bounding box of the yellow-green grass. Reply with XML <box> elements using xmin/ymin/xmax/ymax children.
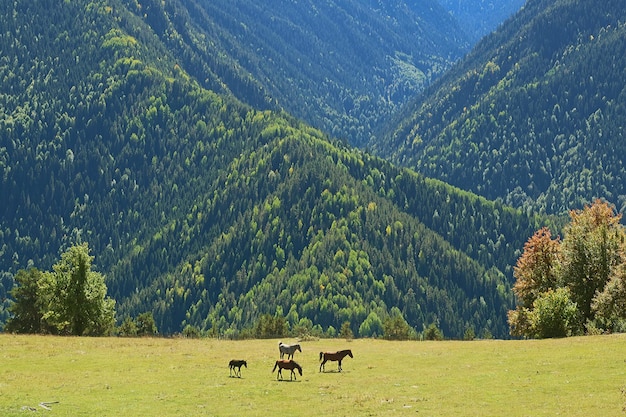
<box><xmin>1</xmin><ymin>334</ymin><xmax>625</xmax><ymax>416</ymax></box>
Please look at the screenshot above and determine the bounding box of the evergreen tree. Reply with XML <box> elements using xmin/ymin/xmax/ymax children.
<box><xmin>383</xmin><ymin>307</ymin><xmax>412</xmax><ymax>340</ymax></box>
<box><xmin>136</xmin><ymin>312</ymin><xmax>158</xmax><ymax>336</ymax></box>
<box><xmin>5</xmin><ymin>268</ymin><xmax>45</xmax><ymax>334</ymax></box>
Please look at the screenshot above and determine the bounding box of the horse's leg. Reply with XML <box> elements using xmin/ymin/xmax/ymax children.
<box><xmin>338</xmin><ymin>359</ymin><xmax>342</xmax><ymax>372</ymax></box>
<box><xmin>320</xmin><ymin>359</ymin><xmax>326</xmax><ymax>372</ymax></box>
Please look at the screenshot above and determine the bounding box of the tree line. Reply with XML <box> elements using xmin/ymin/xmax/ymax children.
<box><xmin>3</xmin><ymin>241</ymin><xmax>443</xmax><ymax>340</ymax></box>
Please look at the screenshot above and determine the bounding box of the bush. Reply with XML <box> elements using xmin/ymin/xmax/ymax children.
<box><xmin>182</xmin><ymin>324</ymin><xmax>202</xmax><ymax>338</ymax></box>
<box><xmin>118</xmin><ymin>316</ymin><xmax>138</xmax><ymax>337</ymax></box>
<box><xmin>339</xmin><ymin>321</ymin><xmax>353</xmax><ymax>339</ymax></box>
<box><xmin>531</xmin><ymin>288</ymin><xmax>580</xmax><ymax>338</ymax></box>
<box><xmin>424</xmin><ymin>323</ymin><xmax>444</xmax><ymax>341</ymax></box>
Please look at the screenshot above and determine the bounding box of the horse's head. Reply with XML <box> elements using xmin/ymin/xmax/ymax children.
<box><xmin>296</xmin><ymin>364</ymin><xmax>303</xmax><ymax>375</ymax></box>
<box><xmin>296</xmin><ymin>344</ymin><xmax>302</xmax><ymax>352</ymax></box>
<box><xmin>243</xmin><ymin>360</ymin><xmax>247</xmax><ymax>368</ymax></box>
<box><xmin>347</xmin><ymin>350</ymin><xmax>353</xmax><ymax>358</ymax></box>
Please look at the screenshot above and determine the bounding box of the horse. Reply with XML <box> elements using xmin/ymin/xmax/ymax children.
<box><xmin>228</xmin><ymin>359</ymin><xmax>247</xmax><ymax>377</ymax></box>
<box><xmin>278</xmin><ymin>341</ymin><xmax>302</xmax><ymax>359</ymax></box>
<box><xmin>272</xmin><ymin>359</ymin><xmax>303</xmax><ymax>381</ymax></box>
<box><xmin>319</xmin><ymin>349</ymin><xmax>353</xmax><ymax>372</ymax></box>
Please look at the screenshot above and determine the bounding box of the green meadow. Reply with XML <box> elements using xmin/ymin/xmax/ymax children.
<box><xmin>1</xmin><ymin>334</ymin><xmax>625</xmax><ymax>416</ymax></box>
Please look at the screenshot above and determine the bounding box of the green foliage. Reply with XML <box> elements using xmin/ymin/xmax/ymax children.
<box><xmin>169</xmin><ymin>0</ymin><xmax>467</xmax><ymax>146</ymax></box>
<box><xmin>136</xmin><ymin>312</ymin><xmax>158</xmax><ymax>336</ymax></box>
<box><xmin>376</xmin><ymin>0</ymin><xmax>626</xmax><ymax>215</ymax></box>
<box><xmin>463</xmin><ymin>327</ymin><xmax>476</xmax><ymax>341</ymax></box>
<box><xmin>0</xmin><ymin>0</ymin><xmax>544</xmax><ymax>340</ymax></box>
<box><xmin>383</xmin><ymin>309</ymin><xmax>413</xmax><ymax>340</ymax></box>
<box><xmin>5</xmin><ymin>243</ymin><xmax>115</xmax><ymax>336</ymax></box>
<box><xmin>359</xmin><ymin>311</ymin><xmax>384</xmax><ymax>338</ymax></box>
<box><xmin>510</xmin><ymin>200</ymin><xmax>626</xmax><ymax>338</ymax></box>
<box><xmin>254</xmin><ymin>313</ymin><xmax>288</xmax><ymax>339</ymax></box>
<box><xmin>118</xmin><ymin>316</ymin><xmax>138</xmax><ymax>337</ymax></box>
<box><xmin>339</xmin><ymin>321</ymin><xmax>354</xmax><ymax>339</ymax></box>
<box><xmin>438</xmin><ymin>0</ymin><xmax>525</xmax><ymax>43</ymax></box>
<box><xmin>4</xmin><ymin>269</ymin><xmax>45</xmax><ymax>334</ymax></box>
<box><xmin>118</xmin><ymin>312</ymin><xmax>159</xmax><ymax>337</ymax></box>
<box><xmin>181</xmin><ymin>324</ymin><xmax>201</xmax><ymax>339</ymax></box>
<box><xmin>530</xmin><ymin>288</ymin><xmax>579</xmax><ymax>338</ymax></box>
<box><xmin>592</xmin><ymin>262</ymin><xmax>626</xmax><ymax>332</ymax></box>
<box><xmin>423</xmin><ymin>323</ymin><xmax>444</xmax><ymax>341</ymax></box>
<box><xmin>560</xmin><ymin>201</ymin><xmax>625</xmax><ymax>323</ymax></box>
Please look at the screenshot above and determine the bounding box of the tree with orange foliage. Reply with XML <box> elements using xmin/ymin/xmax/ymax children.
<box><xmin>509</xmin><ymin>200</ymin><xmax>626</xmax><ymax>338</ymax></box>
<box><xmin>508</xmin><ymin>227</ymin><xmax>562</xmax><ymax>337</ymax></box>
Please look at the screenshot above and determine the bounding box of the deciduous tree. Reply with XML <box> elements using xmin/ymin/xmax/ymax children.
<box><xmin>509</xmin><ymin>200</ymin><xmax>626</xmax><ymax>337</ymax></box>
<box><xmin>6</xmin><ymin>243</ymin><xmax>116</xmax><ymax>336</ymax></box>
<box><xmin>560</xmin><ymin>200</ymin><xmax>625</xmax><ymax>324</ymax></box>
<box><xmin>508</xmin><ymin>227</ymin><xmax>561</xmax><ymax>337</ymax></box>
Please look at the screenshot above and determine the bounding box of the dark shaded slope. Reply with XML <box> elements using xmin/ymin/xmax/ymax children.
<box><xmin>438</xmin><ymin>0</ymin><xmax>526</xmax><ymax>42</ymax></box>
<box><xmin>134</xmin><ymin>0</ymin><xmax>469</xmax><ymax>146</ymax></box>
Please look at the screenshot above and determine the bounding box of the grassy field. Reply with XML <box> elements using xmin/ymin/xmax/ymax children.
<box><xmin>1</xmin><ymin>334</ymin><xmax>625</xmax><ymax>416</ymax></box>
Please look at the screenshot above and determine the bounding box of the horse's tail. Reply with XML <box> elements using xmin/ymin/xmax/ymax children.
<box><xmin>319</xmin><ymin>351</ymin><xmax>323</xmax><ymax>361</ymax></box>
<box><xmin>272</xmin><ymin>361</ymin><xmax>278</xmax><ymax>373</ymax></box>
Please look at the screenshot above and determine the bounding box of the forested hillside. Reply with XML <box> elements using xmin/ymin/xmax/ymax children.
<box><xmin>131</xmin><ymin>0</ymin><xmax>469</xmax><ymax>147</ymax></box>
<box><xmin>374</xmin><ymin>0</ymin><xmax>626</xmax><ymax>215</ymax></box>
<box><xmin>0</xmin><ymin>0</ymin><xmax>545</xmax><ymax>338</ymax></box>
<box><xmin>438</xmin><ymin>0</ymin><xmax>526</xmax><ymax>42</ymax></box>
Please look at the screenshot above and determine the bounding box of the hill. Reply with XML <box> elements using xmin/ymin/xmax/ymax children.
<box><xmin>0</xmin><ymin>0</ymin><xmax>545</xmax><ymax>338</ymax></box>
<box><xmin>373</xmin><ymin>0</ymin><xmax>626</xmax><ymax>215</ymax></box>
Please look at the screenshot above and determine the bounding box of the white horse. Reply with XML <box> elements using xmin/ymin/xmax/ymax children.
<box><xmin>278</xmin><ymin>341</ymin><xmax>302</xmax><ymax>359</ymax></box>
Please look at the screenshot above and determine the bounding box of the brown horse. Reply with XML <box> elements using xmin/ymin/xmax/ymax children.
<box><xmin>229</xmin><ymin>359</ymin><xmax>247</xmax><ymax>377</ymax></box>
<box><xmin>272</xmin><ymin>359</ymin><xmax>303</xmax><ymax>381</ymax></box>
<box><xmin>319</xmin><ymin>349</ymin><xmax>353</xmax><ymax>372</ymax></box>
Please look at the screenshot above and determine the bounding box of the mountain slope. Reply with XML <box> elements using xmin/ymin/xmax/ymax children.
<box><xmin>130</xmin><ymin>0</ymin><xmax>469</xmax><ymax>147</ymax></box>
<box><xmin>374</xmin><ymin>0</ymin><xmax>626</xmax><ymax>215</ymax></box>
<box><xmin>438</xmin><ymin>0</ymin><xmax>526</xmax><ymax>42</ymax></box>
<box><xmin>0</xmin><ymin>0</ymin><xmax>544</xmax><ymax>338</ymax></box>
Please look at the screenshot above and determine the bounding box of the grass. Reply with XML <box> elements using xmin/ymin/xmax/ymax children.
<box><xmin>1</xmin><ymin>334</ymin><xmax>626</xmax><ymax>416</ymax></box>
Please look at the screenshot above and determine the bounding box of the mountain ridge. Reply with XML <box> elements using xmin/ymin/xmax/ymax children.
<box><xmin>1</xmin><ymin>0</ymin><xmax>547</xmax><ymax>338</ymax></box>
<box><xmin>373</xmin><ymin>0</ymin><xmax>626</xmax><ymax>215</ymax></box>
